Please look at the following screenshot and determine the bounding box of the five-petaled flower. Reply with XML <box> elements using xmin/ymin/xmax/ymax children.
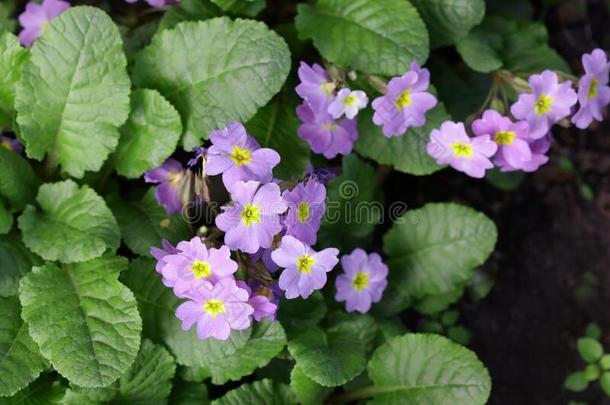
<box><xmin>335</xmin><ymin>248</ymin><xmax>388</xmax><ymax>313</ymax></box>
<box><xmin>328</xmin><ymin>88</ymin><xmax>368</xmax><ymax>119</ymax></box>
<box><xmin>572</xmin><ymin>48</ymin><xmax>610</xmax><ymax>129</ymax></box>
<box><xmin>144</xmin><ymin>159</ymin><xmax>186</xmax><ymax>215</ymax></box>
<box><xmin>295</xmin><ymin>62</ymin><xmax>337</xmax><ymax>115</ymax></box>
<box><xmin>282</xmin><ymin>178</ymin><xmax>326</xmax><ymax>246</ymax></box>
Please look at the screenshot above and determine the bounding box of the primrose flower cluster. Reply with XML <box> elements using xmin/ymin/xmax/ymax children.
<box><xmin>426</xmin><ymin>49</ymin><xmax>610</xmax><ymax>178</ymax></box>
<box><xmin>149</xmin><ymin>122</ymin><xmax>388</xmax><ymax>340</ymax></box>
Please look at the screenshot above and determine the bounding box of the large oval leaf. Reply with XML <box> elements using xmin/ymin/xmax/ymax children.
<box><xmin>133</xmin><ymin>17</ymin><xmax>291</xmax><ymax>149</ymax></box>
<box><xmin>367</xmin><ymin>333</ymin><xmax>491</xmax><ymax>404</ymax></box>
<box><xmin>0</xmin><ymin>148</ymin><xmax>40</xmax><ymax>212</ymax></box>
<box><xmin>18</xmin><ymin>180</ymin><xmax>120</xmax><ymax>263</ymax></box>
<box><xmin>0</xmin><ymin>31</ymin><xmax>27</xmax><ymax>129</ymax></box>
<box><xmin>0</xmin><ymin>235</ymin><xmax>41</xmax><ymax>297</ymax></box>
<box><xmin>18</xmin><ymin>256</ymin><xmax>142</xmax><ymax>387</ymax></box>
<box><xmin>114</xmin><ymin>89</ymin><xmax>182</xmax><ymax>179</ymax></box>
<box><xmin>383</xmin><ymin>203</ymin><xmax>497</xmax><ymax>298</ymax></box>
<box><xmin>295</xmin><ymin>0</ymin><xmax>429</xmax><ymax>76</ymax></box>
<box><xmin>0</xmin><ymin>297</ymin><xmax>46</xmax><ymax>397</ymax></box>
<box><xmin>212</xmin><ymin>379</ymin><xmax>295</xmax><ymax>405</ymax></box>
<box><xmin>15</xmin><ymin>6</ymin><xmax>130</xmax><ymax>178</ymax></box>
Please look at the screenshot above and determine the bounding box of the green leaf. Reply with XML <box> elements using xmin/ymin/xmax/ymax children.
<box><xmin>295</xmin><ymin>0</ymin><xmax>429</xmax><ymax>76</ymax></box>
<box><xmin>0</xmin><ymin>200</ymin><xmax>11</xmax><ymax>234</ymax></box>
<box><xmin>0</xmin><ymin>377</ymin><xmax>65</xmax><ymax>405</ymax></box>
<box><xmin>383</xmin><ymin>203</ymin><xmax>497</xmax><ymax>298</ymax></box>
<box><xmin>413</xmin><ymin>287</ymin><xmax>465</xmax><ymax>315</ymax></box>
<box><xmin>601</xmin><ymin>372</ymin><xmax>610</xmax><ymax>396</ymax></box>
<box><xmin>600</xmin><ymin>354</ymin><xmax>610</xmax><ymax>370</ymax></box>
<box><xmin>287</xmin><ymin>321</ymin><xmax>367</xmax><ymax>387</ymax></box>
<box><xmin>577</xmin><ymin>337</ymin><xmax>604</xmax><ymax>363</ymax></box>
<box><xmin>114</xmin><ymin>89</ymin><xmax>182</xmax><ymax>179</ymax></box>
<box><xmin>0</xmin><ymin>148</ymin><xmax>40</xmax><ymax>212</ymax></box>
<box><xmin>63</xmin><ymin>339</ymin><xmax>177</xmax><ymax>405</ymax></box>
<box><xmin>354</xmin><ymin>98</ymin><xmax>449</xmax><ymax>175</ymax></box>
<box><xmin>158</xmin><ymin>0</ymin><xmax>221</xmax><ymax>31</ymax></box>
<box><xmin>18</xmin><ymin>180</ymin><xmax>120</xmax><ymax>263</ymax></box>
<box><xmin>318</xmin><ymin>154</ymin><xmax>382</xmax><ymax>251</ymax></box>
<box><xmin>107</xmin><ymin>189</ymin><xmax>190</xmax><ymax>256</ymax></box>
<box><xmin>584</xmin><ymin>364</ymin><xmax>600</xmax><ymax>381</ymax></box>
<box><xmin>18</xmin><ymin>256</ymin><xmax>142</xmax><ymax>387</ymax></box>
<box><xmin>15</xmin><ymin>6</ymin><xmax>130</xmax><ymax>178</ymax></box>
<box><xmin>455</xmin><ymin>26</ymin><xmax>503</xmax><ymax>73</ymax></box>
<box><xmin>367</xmin><ymin>333</ymin><xmax>491</xmax><ymax>404</ymax></box>
<box><xmin>0</xmin><ymin>31</ymin><xmax>27</xmax><ymax>129</ymax></box>
<box><xmin>120</xmin><ymin>257</ymin><xmax>178</xmax><ymax>342</ymax></box>
<box><xmin>212</xmin><ymin>0</ymin><xmax>266</xmax><ymax>17</ymax></box>
<box><xmin>0</xmin><ymin>235</ymin><xmax>41</xmax><ymax>297</ymax></box>
<box><xmin>161</xmin><ymin>307</ymin><xmax>286</xmax><ymax>385</ymax></box>
<box><xmin>290</xmin><ymin>365</ymin><xmax>329</xmax><ymax>405</ymax></box>
<box><xmin>485</xmin><ymin>168</ymin><xmax>525</xmax><ymax>191</ymax></box>
<box><xmin>246</xmin><ymin>89</ymin><xmax>310</xmax><ymax>180</ymax></box>
<box><xmin>564</xmin><ymin>371</ymin><xmax>589</xmax><ymax>392</ymax></box>
<box><xmin>169</xmin><ymin>381</ymin><xmax>209</xmax><ymax>405</ymax></box>
<box><xmin>0</xmin><ymin>3</ymin><xmax>17</xmax><ymax>33</ymax></box>
<box><xmin>133</xmin><ymin>17</ymin><xmax>290</xmax><ymax>150</ymax></box>
<box><xmin>212</xmin><ymin>379</ymin><xmax>295</xmax><ymax>405</ymax></box>
<box><xmin>277</xmin><ymin>291</ymin><xmax>327</xmax><ymax>337</ymax></box>
<box><xmin>410</xmin><ymin>0</ymin><xmax>485</xmax><ymax>48</ymax></box>
<box><xmin>0</xmin><ymin>297</ymin><xmax>46</xmax><ymax>397</ymax></box>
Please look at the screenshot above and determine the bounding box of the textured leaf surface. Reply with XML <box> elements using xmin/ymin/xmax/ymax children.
<box><xmin>367</xmin><ymin>334</ymin><xmax>491</xmax><ymax>404</ymax></box>
<box><xmin>133</xmin><ymin>17</ymin><xmax>290</xmax><ymax>149</ymax></box>
<box><xmin>383</xmin><ymin>203</ymin><xmax>497</xmax><ymax>298</ymax></box>
<box><xmin>0</xmin><ymin>31</ymin><xmax>27</xmax><ymax>128</ymax></box>
<box><xmin>355</xmin><ymin>98</ymin><xmax>449</xmax><ymax>175</ymax></box>
<box><xmin>212</xmin><ymin>379</ymin><xmax>295</xmax><ymax>405</ymax></box>
<box><xmin>114</xmin><ymin>89</ymin><xmax>182</xmax><ymax>179</ymax></box>
<box><xmin>0</xmin><ymin>148</ymin><xmax>39</xmax><ymax>212</ymax></box>
<box><xmin>18</xmin><ymin>256</ymin><xmax>142</xmax><ymax>387</ymax></box>
<box><xmin>318</xmin><ymin>154</ymin><xmax>381</xmax><ymax>251</ymax></box>
<box><xmin>246</xmin><ymin>89</ymin><xmax>309</xmax><ymax>180</ymax></box>
<box><xmin>0</xmin><ymin>201</ymin><xmax>11</xmax><ymax>234</ymax></box>
<box><xmin>158</xmin><ymin>0</ymin><xmax>221</xmax><ymax>31</ymax></box>
<box><xmin>212</xmin><ymin>0</ymin><xmax>266</xmax><ymax>17</ymax></box>
<box><xmin>410</xmin><ymin>0</ymin><xmax>485</xmax><ymax>48</ymax></box>
<box><xmin>455</xmin><ymin>26</ymin><xmax>503</xmax><ymax>73</ymax></box>
<box><xmin>295</xmin><ymin>0</ymin><xmax>428</xmax><ymax>76</ymax></box>
<box><xmin>287</xmin><ymin>321</ymin><xmax>367</xmax><ymax>387</ymax></box>
<box><xmin>290</xmin><ymin>365</ymin><xmax>329</xmax><ymax>405</ymax></box>
<box><xmin>15</xmin><ymin>6</ymin><xmax>130</xmax><ymax>178</ymax></box>
<box><xmin>18</xmin><ymin>180</ymin><xmax>120</xmax><ymax>263</ymax></box>
<box><xmin>0</xmin><ymin>235</ymin><xmax>41</xmax><ymax>297</ymax></box>
<box><xmin>63</xmin><ymin>339</ymin><xmax>176</xmax><ymax>405</ymax></box>
<box><xmin>0</xmin><ymin>377</ymin><xmax>65</xmax><ymax>405</ymax></box>
<box><xmin>277</xmin><ymin>291</ymin><xmax>327</xmax><ymax>337</ymax></box>
<box><xmin>0</xmin><ymin>297</ymin><xmax>46</xmax><ymax>397</ymax></box>
<box><xmin>108</xmin><ymin>189</ymin><xmax>190</xmax><ymax>256</ymax></box>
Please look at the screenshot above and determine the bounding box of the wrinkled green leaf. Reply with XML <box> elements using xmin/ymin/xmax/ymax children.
<box><xmin>411</xmin><ymin>0</ymin><xmax>485</xmax><ymax>48</ymax></box>
<box><xmin>169</xmin><ymin>381</ymin><xmax>210</xmax><ymax>405</ymax></box>
<box><xmin>0</xmin><ymin>31</ymin><xmax>27</xmax><ymax>129</ymax></box>
<box><xmin>384</xmin><ymin>203</ymin><xmax>497</xmax><ymax>298</ymax></box>
<box><xmin>0</xmin><ymin>377</ymin><xmax>65</xmax><ymax>405</ymax></box>
<box><xmin>133</xmin><ymin>17</ymin><xmax>290</xmax><ymax>149</ymax></box>
<box><xmin>0</xmin><ymin>147</ymin><xmax>40</xmax><ymax>212</ymax></box>
<box><xmin>246</xmin><ymin>89</ymin><xmax>309</xmax><ymax>180</ymax></box>
<box><xmin>114</xmin><ymin>89</ymin><xmax>182</xmax><ymax>179</ymax></box>
<box><xmin>18</xmin><ymin>256</ymin><xmax>142</xmax><ymax>387</ymax></box>
<box><xmin>212</xmin><ymin>0</ymin><xmax>266</xmax><ymax>17</ymax></box>
<box><xmin>18</xmin><ymin>180</ymin><xmax>120</xmax><ymax>263</ymax></box>
<box><xmin>296</xmin><ymin>0</ymin><xmax>428</xmax><ymax>76</ymax></box>
<box><xmin>290</xmin><ymin>365</ymin><xmax>329</xmax><ymax>405</ymax></box>
<box><xmin>158</xmin><ymin>0</ymin><xmax>221</xmax><ymax>31</ymax></box>
<box><xmin>0</xmin><ymin>297</ymin><xmax>46</xmax><ymax>397</ymax></box>
<box><xmin>108</xmin><ymin>189</ymin><xmax>190</xmax><ymax>256</ymax></box>
<box><xmin>456</xmin><ymin>26</ymin><xmax>503</xmax><ymax>73</ymax></box>
<box><xmin>0</xmin><ymin>235</ymin><xmax>41</xmax><ymax>297</ymax></box>
<box><xmin>212</xmin><ymin>379</ymin><xmax>295</xmax><ymax>405</ymax></box>
<box><xmin>355</xmin><ymin>98</ymin><xmax>449</xmax><ymax>175</ymax></box>
<box><xmin>318</xmin><ymin>154</ymin><xmax>382</xmax><ymax>251</ymax></box>
<box><xmin>0</xmin><ymin>201</ymin><xmax>11</xmax><ymax>234</ymax></box>
<box><xmin>15</xmin><ymin>6</ymin><xmax>130</xmax><ymax>178</ymax></box>
<box><xmin>277</xmin><ymin>291</ymin><xmax>327</xmax><ymax>337</ymax></box>
<box><xmin>367</xmin><ymin>333</ymin><xmax>491</xmax><ymax>404</ymax></box>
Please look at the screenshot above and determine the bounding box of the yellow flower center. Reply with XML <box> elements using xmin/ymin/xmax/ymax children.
<box><xmin>534</xmin><ymin>94</ymin><xmax>553</xmax><ymax>116</ymax></box>
<box><xmin>352</xmin><ymin>272</ymin><xmax>369</xmax><ymax>292</ymax></box>
<box><xmin>588</xmin><ymin>78</ymin><xmax>599</xmax><ymax>98</ymax></box>
<box><xmin>241</xmin><ymin>203</ymin><xmax>260</xmax><ymax>226</ymax></box>
<box><xmin>296</xmin><ymin>254</ymin><xmax>315</xmax><ymax>274</ymax></box>
<box><xmin>323</xmin><ymin>123</ymin><xmax>337</xmax><ymax>130</ymax></box>
<box><xmin>495</xmin><ymin>130</ymin><xmax>516</xmax><ymax>145</ymax></box>
<box><xmin>297</xmin><ymin>202</ymin><xmax>310</xmax><ymax>223</ymax></box>
<box><xmin>203</xmin><ymin>299</ymin><xmax>226</xmax><ymax>317</ymax></box>
<box><xmin>230</xmin><ymin>145</ymin><xmax>253</xmax><ymax>167</ymax></box>
<box><xmin>452</xmin><ymin>142</ymin><xmax>473</xmax><ymax>158</ymax></box>
<box><xmin>395</xmin><ymin>89</ymin><xmax>413</xmax><ymax>110</ymax></box>
<box><xmin>190</xmin><ymin>259</ymin><xmax>212</xmax><ymax>279</ymax></box>
<box><xmin>321</xmin><ymin>81</ymin><xmax>336</xmax><ymax>95</ymax></box>
<box><xmin>344</xmin><ymin>95</ymin><xmax>357</xmax><ymax>106</ymax></box>
<box><xmin>1</xmin><ymin>140</ymin><xmax>12</xmax><ymax>151</ymax></box>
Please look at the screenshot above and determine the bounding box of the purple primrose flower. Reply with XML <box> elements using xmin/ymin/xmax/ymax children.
<box><xmin>372</xmin><ymin>62</ymin><xmax>438</xmax><ymax>137</ymax></box>
<box><xmin>572</xmin><ymin>49</ymin><xmax>610</xmax><ymax>129</ymax></box>
<box><xmin>0</xmin><ymin>136</ymin><xmax>24</xmax><ymax>153</ymax></box>
<box><xmin>272</xmin><ymin>235</ymin><xmax>339</xmax><ymax>299</ymax></box>
<box><xmin>295</xmin><ymin>62</ymin><xmax>336</xmax><ymax>114</ymax></box>
<box><xmin>327</xmin><ymin>88</ymin><xmax>368</xmax><ymax>119</ymax></box>
<box><xmin>216</xmin><ymin>180</ymin><xmax>287</xmax><ymax>254</ymax></box>
<box><xmin>237</xmin><ymin>281</ymin><xmax>278</xmax><ymax>322</ymax></box>
<box><xmin>426</xmin><ymin>121</ymin><xmax>497</xmax><ymax>178</ymax></box>
<box><xmin>511</xmin><ymin>70</ymin><xmax>577</xmax><ymax>139</ymax></box>
<box><xmin>282</xmin><ymin>178</ymin><xmax>326</xmax><ymax>246</ymax></box>
<box><xmin>18</xmin><ymin>0</ymin><xmax>70</xmax><ymax>47</ymax></box>
<box><xmin>150</xmin><ymin>239</ymin><xmax>179</xmax><ymax>274</ymax></box>
<box><xmin>205</xmin><ymin>122</ymin><xmax>280</xmax><ymax>191</ymax></box>
<box><xmin>335</xmin><ymin>249</ymin><xmax>388</xmax><ymax>313</ymax></box>
<box><xmin>144</xmin><ymin>159</ymin><xmax>186</xmax><ymax>215</ymax></box>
